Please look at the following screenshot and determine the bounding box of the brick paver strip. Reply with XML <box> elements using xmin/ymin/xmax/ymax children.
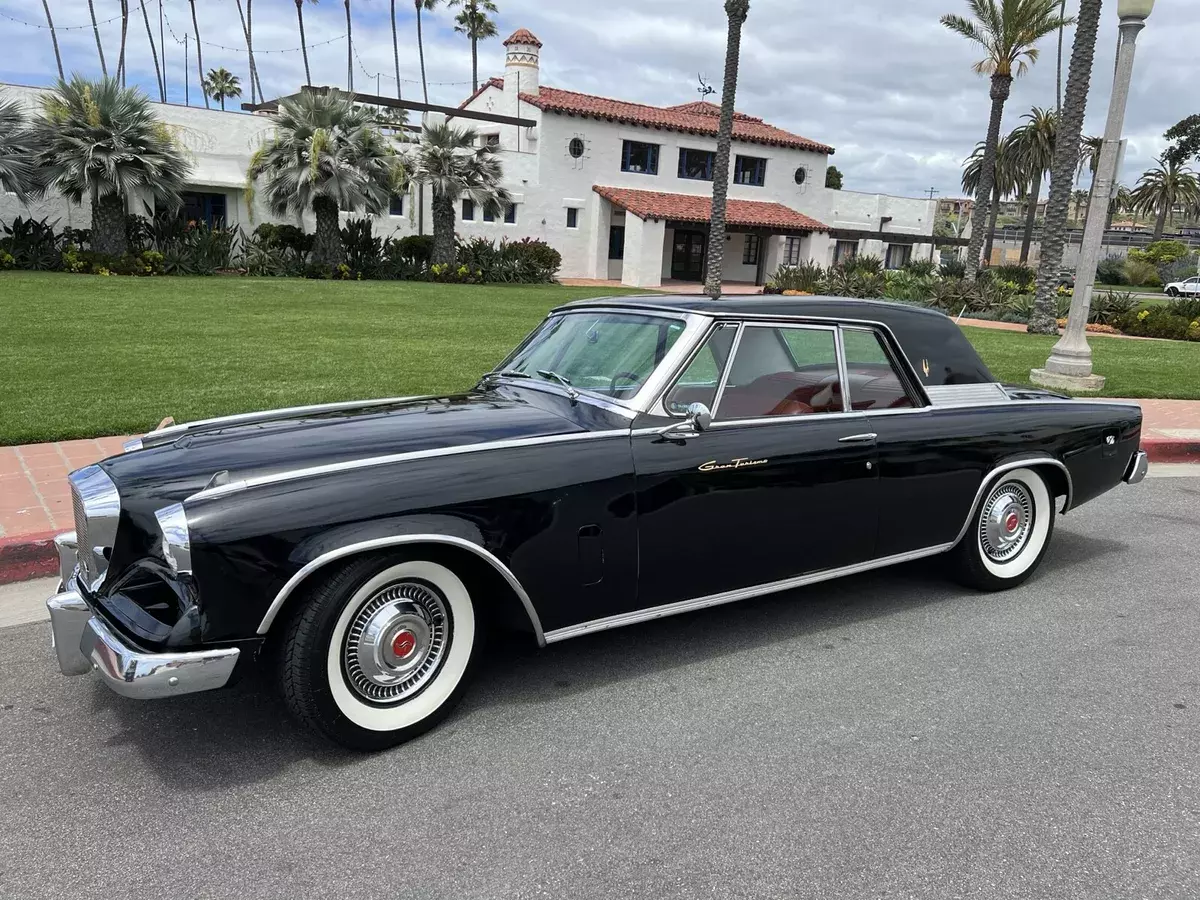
<box><xmin>1</xmin><ymin>401</ymin><xmax>1198</xmax><ymax>584</ymax></box>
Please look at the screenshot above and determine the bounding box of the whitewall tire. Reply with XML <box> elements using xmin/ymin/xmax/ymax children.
<box><xmin>950</xmin><ymin>467</ymin><xmax>1055</xmax><ymax>591</ymax></box>
<box><xmin>279</xmin><ymin>554</ymin><xmax>480</xmax><ymax>751</ymax></box>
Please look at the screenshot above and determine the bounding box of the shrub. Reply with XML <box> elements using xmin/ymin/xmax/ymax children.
<box><xmin>340</xmin><ymin>218</ymin><xmax>383</xmax><ymax>278</ymax></box>
<box><xmin>510</xmin><ymin>238</ymin><xmax>562</xmax><ymax>282</ymax></box>
<box><xmin>842</xmin><ymin>254</ymin><xmax>883</xmax><ymax>275</ymax></box>
<box><xmin>1123</xmin><ymin>257</ymin><xmax>1162</xmax><ymax>287</ymax></box>
<box><xmin>395</xmin><ymin>234</ymin><xmax>434</xmax><ymax>265</ymax></box>
<box><xmin>883</xmin><ymin>270</ymin><xmax>937</xmax><ymax>303</ymax></box>
<box><xmin>253</xmin><ymin>222</ymin><xmax>314</xmax><ymax>256</ymax></box>
<box><xmin>939</xmin><ymin>257</ymin><xmax>967</xmax><ymax>279</ymax></box>
<box><xmin>988</xmin><ymin>263</ymin><xmax>1035</xmax><ymax>292</ymax></box>
<box><xmin>0</xmin><ymin>216</ymin><xmax>62</xmax><ymax>270</ymax></box>
<box><xmin>0</xmin><ymin>249</ymin><xmax>14</xmax><ymax>270</ymax></box>
<box><xmin>1005</xmin><ymin>294</ymin><xmax>1035</xmax><ymax>321</ymax></box>
<box><xmin>1128</xmin><ymin>240</ymin><xmax>1190</xmax><ymax>266</ymax></box>
<box><xmin>1090</xmin><ymin>290</ymin><xmax>1138</xmax><ymax>326</ymax></box>
<box><xmin>931</xmin><ymin>277</ymin><xmax>978</xmax><ymax>313</ymax></box>
<box><xmin>822</xmin><ymin>267</ymin><xmax>885</xmax><ymax>299</ymax></box>
<box><xmin>1096</xmin><ymin>255</ymin><xmax>1127</xmax><ymax>285</ymax></box>
<box><xmin>769</xmin><ymin>261</ymin><xmax>825</xmax><ymax>293</ymax></box>
<box><xmin>1116</xmin><ymin>307</ymin><xmax>1197</xmax><ymax>341</ymax></box>
<box><xmin>1166</xmin><ymin>296</ymin><xmax>1200</xmax><ymax>320</ymax></box>
<box><xmin>902</xmin><ymin>258</ymin><xmax>938</xmax><ymax>277</ymax></box>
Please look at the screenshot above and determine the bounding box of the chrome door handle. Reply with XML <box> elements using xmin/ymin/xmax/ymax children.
<box><xmin>838</xmin><ymin>433</ymin><xmax>878</xmax><ymax>443</ymax></box>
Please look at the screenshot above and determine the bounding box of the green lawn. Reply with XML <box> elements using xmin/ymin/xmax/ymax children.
<box><xmin>3</xmin><ymin>271</ymin><xmax>1199</xmax><ymax>446</ymax></box>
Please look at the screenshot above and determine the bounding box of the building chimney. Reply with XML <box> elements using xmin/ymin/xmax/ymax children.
<box><xmin>503</xmin><ymin>28</ymin><xmax>542</xmax><ymax>107</ymax></box>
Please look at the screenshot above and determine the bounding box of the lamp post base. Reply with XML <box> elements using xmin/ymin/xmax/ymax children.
<box><xmin>1030</xmin><ymin>367</ymin><xmax>1106</xmax><ymax>392</ymax></box>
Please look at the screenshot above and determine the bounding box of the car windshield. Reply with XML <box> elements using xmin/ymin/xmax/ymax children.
<box><xmin>496</xmin><ymin>312</ymin><xmax>687</xmax><ymax>400</ymax></box>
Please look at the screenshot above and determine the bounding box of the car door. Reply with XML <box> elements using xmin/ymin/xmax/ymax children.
<box><xmin>1187</xmin><ymin>277</ymin><xmax>1200</xmax><ymax>296</ymax></box>
<box><xmin>631</xmin><ymin>320</ymin><xmax>879</xmax><ymax>610</ymax></box>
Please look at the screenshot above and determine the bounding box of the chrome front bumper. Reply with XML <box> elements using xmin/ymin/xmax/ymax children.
<box><xmin>1124</xmin><ymin>449</ymin><xmax>1149</xmax><ymax>485</ymax></box>
<box><xmin>46</xmin><ymin>588</ymin><xmax>240</xmax><ymax>700</ymax></box>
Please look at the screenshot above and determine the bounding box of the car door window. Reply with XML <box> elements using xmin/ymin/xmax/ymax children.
<box><xmin>716</xmin><ymin>325</ymin><xmax>843</xmax><ymax>419</ymax></box>
<box><xmin>663</xmin><ymin>323</ymin><xmax>737</xmax><ymax>415</ymax></box>
<box><xmin>841</xmin><ymin>328</ymin><xmax>916</xmax><ymax>410</ymax></box>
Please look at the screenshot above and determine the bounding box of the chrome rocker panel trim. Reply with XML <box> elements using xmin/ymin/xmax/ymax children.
<box><xmin>257</xmin><ymin>534</ymin><xmax>547</xmax><ymax>645</ymax></box>
<box><xmin>1124</xmin><ymin>449</ymin><xmax>1149</xmax><ymax>485</ymax></box>
<box><xmin>46</xmin><ymin>589</ymin><xmax>240</xmax><ymax>697</ymax></box>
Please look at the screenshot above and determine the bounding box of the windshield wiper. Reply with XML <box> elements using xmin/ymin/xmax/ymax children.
<box><xmin>482</xmin><ymin>369</ymin><xmax>533</xmax><ymax>383</ymax></box>
<box><xmin>536</xmin><ymin>369</ymin><xmax>580</xmax><ymax>403</ymax></box>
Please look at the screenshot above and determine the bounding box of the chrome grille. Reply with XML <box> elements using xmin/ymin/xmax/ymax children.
<box><xmin>71</xmin><ymin>480</ymin><xmax>91</xmax><ymax>580</ymax></box>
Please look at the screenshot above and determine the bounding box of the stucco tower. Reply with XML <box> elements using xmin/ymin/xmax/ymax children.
<box><xmin>503</xmin><ymin>28</ymin><xmax>542</xmax><ymax>108</ymax></box>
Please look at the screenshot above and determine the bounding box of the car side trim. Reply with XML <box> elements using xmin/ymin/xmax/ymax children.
<box><xmin>949</xmin><ymin>457</ymin><xmax>1074</xmax><ymax>546</ymax></box>
<box><xmin>257</xmin><ymin>534</ymin><xmax>547</xmax><ymax>644</ymax></box>
<box><xmin>543</xmin><ymin>542</ymin><xmax>956</xmax><ymax>644</ymax></box>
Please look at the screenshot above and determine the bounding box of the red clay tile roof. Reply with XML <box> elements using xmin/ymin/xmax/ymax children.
<box><xmin>459</xmin><ymin>80</ymin><xmax>834</xmax><ymax>154</ymax></box>
<box><xmin>593</xmin><ymin>185</ymin><xmax>829</xmax><ymax>233</ymax></box>
<box><xmin>503</xmin><ymin>28</ymin><xmax>543</xmax><ymax>47</ymax></box>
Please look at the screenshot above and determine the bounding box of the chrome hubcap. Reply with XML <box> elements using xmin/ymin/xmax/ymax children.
<box><xmin>343</xmin><ymin>581</ymin><xmax>449</xmax><ymax>703</ymax></box>
<box><xmin>979</xmin><ymin>481</ymin><xmax>1034</xmax><ymax>562</ymax></box>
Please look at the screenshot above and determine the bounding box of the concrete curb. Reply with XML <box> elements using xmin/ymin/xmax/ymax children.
<box><xmin>0</xmin><ymin>437</ymin><xmax>1195</xmax><ymax>586</ymax></box>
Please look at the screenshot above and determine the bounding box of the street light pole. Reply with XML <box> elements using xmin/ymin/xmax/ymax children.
<box><xmin>1032</xmin><ymin>0</ymin><xmax>1153</xmax><ymax>392</ymax></box>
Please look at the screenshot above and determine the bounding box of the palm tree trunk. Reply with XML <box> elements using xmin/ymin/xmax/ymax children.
<box><xmin>41</xmin><ymin>0</ymin><xmax>64</xmax><ymax>80</ymax></box>
<box><xmin>471</xmin><ymin>35</ymin><xmax>478</xmax><ymax>93</ymax></box>
<box><xmin>234</xmin><ymin>0</ymin><xmax>260</xmax><ymax>104</ymax></box>
<box><xmin>983</xmin><ymin>183</ymin><xmax>1001</xmax><ymax>264</ymax></box>
<box><xmin>1029</xmin><ymin>0</ymin><xmax>1102</xmax><ymax>335</ymax></box>
<box><xmin>1056</xmin><ymin>0</ymin><xmax>1066</xmax><ymax>114</ymax></box>
<box><xmin>92</xmin><ymin>193</ymin><xmax>128</xmax><ymax>257</ymax></box>
<box><xmin>1020</xmin><ymin>176</ymin><xmax>1043</xmax><ymax>264</ymax></box>
<box><xmin>189</xmin><ymin>0</ymin><xmax>209</xmax><ymax>108</ymax></box>
<box><xmin>703</xmin><ymin>0</ymin><xmax>750</xmax><ymax>300</ymax></box>
<box><xmin>417</xmin><ymin>6</ymin><xmax>429</xmax><ymax>104</ymax></box>
<box><xmin>88</xmin><ymin>0</ymin><xmax>108</xmax><ymax>76</ymax></box>
<box><xmin>431</xmin><ymin>190</ymin><xmax>456</xmax><ymax>266</ymax></box>
<box><xmin>296</xmin><ymin>1</ymin><xmax>312</xmax><ymax>86</ymax></box>
<box><xmin>248</xmin><ymin>1</ymin><xmax>265</xmax><ymax>103</ymax></box>
<box><xmin>345</xmin><ymin>0</ymin><xmax>354</xmax><ymax>92</ymax></box>
<box><xmin>391</xmin><ymin>0</ymin><xmax>402</xmax><ymax>98</ymax></box>
<box><xmin>117</xmin><ymin>0</ymin><xmax>130</xmax><ymax>85</ymax></box>
<box><xmin>965</xmin><ymin>74</ymin><xmax>1013</xmax><ymax>278</ymax></box>
<box><xmin>139</xmin><ymin>0</ymin><xmax>165</xmax><ymax>101</ymax></box>
<box><xmin>313</xmin><ymin>198</ymin><xmax>343</xmax><ymax>266</ymax></box>
<box><xmin>1153</xmin><ymin>204</ymin><xmax>1167</xmax><ymax>240</ymax></box>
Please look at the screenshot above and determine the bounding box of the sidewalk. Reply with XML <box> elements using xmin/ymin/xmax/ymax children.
<box><xmin>2</xmin><ymin>405</ymin><xmax>1198</xmax><ymax>585</ymax></box>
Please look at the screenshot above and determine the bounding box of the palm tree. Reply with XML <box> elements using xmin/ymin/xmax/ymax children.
<box><xmin>247</xmin><ymin>89</ymin><xmax>404</xmax><ymax>266</ymax></box>
<box><xmin>941</xmin><ymin>0</ymin><xmax>1071</xmax><ymax>278</ymax></box>
<box><xmin>117</xmin><ymin>0</ymin><xmax>130</xmax><ymax>85</ymax></box>
<box><xmin>1077</xmin><ymin>133</ymin><xmax>1102</xmax><ymax>227</ymax></box>
<box><xmin>390</xmin><ymin>0</ymin><xmax>403</xmax><ymax>98</ymax></box>
<box><xmin>1009</xmin><ymin>106</ymin><xmax>1057</xmax><ymax>263</ymax></box>
<box><xmin>1130</xmin><ymin>155</ymin><xmax>1200</xmax><ymax>240</ymax></box>
<box><xmin>0</xmin><ymin>95</ymin><xmax>38</xmax><ymax>202</ymax></box>
<box><xmin>187</xmin><ymin>0</ymin><xmax>209</xmax><ymax>109</ymax></box>
<box><xmin>203</xmin><ymin>68</ymin><xmax>243</xmax><ymax>111</ymax></box>
<box><xmin>703</xmin><ymin>0</ymin><xmax>751</xmax><ymax>300</ymax></box>
<box><xmin>1055</xmin><ymin>0</ymin><xmax>1066</xmax><ymax>113</ymax></box>
<box><xmin>87</xmin><ymin>0</ymin><xmax>108</xmax><ymax>76</ymax></box>
<box><xmin>235</xmin><ymin>0</ymin><xmax>264</xmax><ymax>105</ymax></box>
<box><xmin>295</xmin><ymin>0</ymin><xmax>317</xmax><ymax>87</ymax></box>
<box><xmin>449</xmin><ymin>0</ymin><xmax>499</xmax><ymax>93</ymax></box>
<box><xmin>415</xmin><ymin>0</ymin><xmax>441</xmax><ymax>104</ymax></box>
<box><xmin>41</xmin><ymin>0</ymin><xmax>64</xmax><ymax>80</ymax></box>
<box><xmin>139</xmin><ymin>0</ymin><xmax>165</xmax><ymax>102</ymax></box>
<box><xmin>962</xmin><ymin>134</ymin><xmax>1019</xmax><ymax>265</ymax></box>
<box><xmin>344</xmin><ymin>0</ymin><xmax>354</xmax><ymax>91</ymax></box>
<box><xmin>1027</xmin><ymin>0</ymin><xmax>1099</xmax><ymax>334</ymax></box>
<box><xmin>405</xmin><ymin>121</ymin><xmax>510</xmax><ymax>265</ymax></box>
<box><xmin>1107</xmin><ymin>183</ymin><xmax>1131</xmax><ymax>231</ymax></box>
<box><xmin>32</xmin><ymin>76</ymin><xmax>190</xmax><ymax>257</ymax></box>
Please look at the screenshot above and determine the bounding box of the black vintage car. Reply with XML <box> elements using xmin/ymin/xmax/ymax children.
<box><xmin>47</xmin><ymin>296</ymin><xmax>1148</xmax><ymax>749</ymax></box>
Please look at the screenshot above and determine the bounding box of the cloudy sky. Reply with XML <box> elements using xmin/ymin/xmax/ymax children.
<box><xmin>1</xmin><ymin>0</ymin><xmax>1195</xmax><ymax>200</ymax></box>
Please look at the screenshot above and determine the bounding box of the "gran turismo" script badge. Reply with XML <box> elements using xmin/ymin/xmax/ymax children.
<box><xmin>698</xmin><ymin>458</ymin><xmax>769</xmax><ymax>473</ymax></box>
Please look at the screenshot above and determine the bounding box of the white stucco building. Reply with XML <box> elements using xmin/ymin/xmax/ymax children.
<box><xmin>1</xmin><ymin>27</ymin><xmax>940</xmax><ymax>286</ymax></box>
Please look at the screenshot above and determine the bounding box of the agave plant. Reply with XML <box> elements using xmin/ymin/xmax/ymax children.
<box><xmin>247</xmin><ymin>89</ymin><xmax>404</xmax><ymax>267</ymax></box>
<box><xmin>32</xmin><ymin>76</ymin><xmax>190</xmax><ymax>257</ymax></box>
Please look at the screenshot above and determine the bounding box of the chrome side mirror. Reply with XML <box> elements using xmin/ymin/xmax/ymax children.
<box><xmin>656</xmin><ymin>402</ymin><xmax>712</xmax><ymax>441</ymax></box>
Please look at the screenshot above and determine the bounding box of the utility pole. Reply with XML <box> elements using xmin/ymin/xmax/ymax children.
<box><xmin>926</xmin><ymin>187</ymin><xmax>940</xmax><ymax>200</ymax></box>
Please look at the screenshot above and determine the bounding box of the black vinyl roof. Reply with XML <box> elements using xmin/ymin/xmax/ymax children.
<box><xmin>555</xmin><ymin>294</ymin><xmax>996</xmax><ymax>387</ymax></box>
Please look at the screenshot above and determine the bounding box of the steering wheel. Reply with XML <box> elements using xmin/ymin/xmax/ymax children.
<box><xmin>609</xmin><ymin>371</ymin><xmax>643</xmax><ymax>397</ymax></box>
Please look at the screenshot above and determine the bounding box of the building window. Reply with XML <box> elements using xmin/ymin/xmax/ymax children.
<box><xmin>483</xmin><ymin>133</ymin><xmax>500</xmax><ymax>147</ymax></box>
<box><xmin>566</xmin><ymin>208</ymin><xmax>579</xmax><ymax>229</ymax></box>
<box><xmin>885</xmin><ymin>244</ymin><xmax>913</xmax><ymax>269</ymax></box>
<box><xmin>834</xmin><ymin>240</ymin><xmax>858</xmax><ymax>264</ymax></box>
<box><xmin>462</xmin><ymin>199</ymin><xmax>475</xmax><ymax>221</ymax></box>
<box><xmin>389</xmin><ymin>193</ymin><xmax>405</xmax><ymax>217</ymax></box>
<box><xmin>483</xmin><ymin>206</ymin><xmax>495</xmax><ymax>223</ymax></box>
<box><xmin>734</xmin><ymin>155</ymin><xmax>767</xmax><ymax>187</ymax></box>
<box><xmin>785</xmin><ymin>236</ymin><xmax>803</xmax><ymax>265</ymax></box>
<box><xmin>181</xmin><ymin>191</ymin><xmax>227</xmax><ymax>229</ymax></box>
<box><xmin>794</xmin><ymin>167</ymin><xmax>808</xmax><ymax>186</ymax></box>
<box><xmin>504</xmin><ymin>204</ymin><xmax>517</xmax><ymax>224</ymax></box>
<box><xmin>678</xmin><ymin>148</ymin><xmax>715</xmax><ymax>181</ymax></box>
<box><xmin>743</xmin><ymin>234</ymin><xmax>761</xmax><ymax>266</ymax></box>
<box><xmin>609</xmin><ymin>225</ymin><xmax>626</xmax><ymax>260</ymax></box>
<box><xmin>568</xmin><ymin>137</ymin><xmax>585</xmax><ymax>159</ymax></box>
<box><xmin>621</xmin><ymin>140</ymin><xmax>660</xmax><ymax>175</ymax></box>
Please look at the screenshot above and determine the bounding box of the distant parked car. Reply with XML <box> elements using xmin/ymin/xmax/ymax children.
<box><xmin>1165</xmin><ymin>276</ymin><xmax>1200</xmax><ymax>298</ymax></box>
<box><xmin>1057</xmin><ymin>269</ymin><xmax>1075</xmax><ymax>290</ymax></box>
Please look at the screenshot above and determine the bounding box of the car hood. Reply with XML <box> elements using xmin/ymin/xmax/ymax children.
<box><xmin>100</xmin><ymin>389</ymin><xmax>588</xmax><ymax>514</ymax></box>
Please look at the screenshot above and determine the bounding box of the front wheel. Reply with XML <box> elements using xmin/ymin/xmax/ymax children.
<box><xmin>1166</xmin><ymin>287</ymin><xmax>1179</xmax><ymax>297</ymax></box>
<box><xmin>278</xmin><ymin>554</ymin><xmax>479</xmax><ymax>751</ymax></box>
<box><xmin>949</xmin><ymin>467</ymin><xmax>1056</xmax><ymax>591</ymax></box>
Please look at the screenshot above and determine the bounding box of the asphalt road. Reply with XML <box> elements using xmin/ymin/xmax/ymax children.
<box><xmin>2</xmin><ymin>477</ymin><xmax>1199</xmax><ymax>900</ymax></box>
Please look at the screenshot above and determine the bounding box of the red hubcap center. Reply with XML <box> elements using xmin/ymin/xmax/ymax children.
<box><xmin>1005</xmin><ymin>512</ymin><xmax>1020</xmax><ymax>533</ymax></box>
<box><xmin>391</xmin><ymin>629</ymin><xmax>417</xmax><ymax>658</ymax></box>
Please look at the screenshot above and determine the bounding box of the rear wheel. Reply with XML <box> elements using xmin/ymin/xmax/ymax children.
<box><xmin>950</xmin><ymin>467</ymin><xmax>1055</xmax><ymax>591</ymax></box>
<box><xmin>278</xmin><ymin>554</ymin><xmax>479</xmax><ymax>751</ymax></box>
<box><xmin>1166</xmin><ymin>287</ymin><xmax>1179</xmax><ymax>297</ymax></box>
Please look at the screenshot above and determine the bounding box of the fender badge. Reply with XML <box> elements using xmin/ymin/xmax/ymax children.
<box><xmin>698</xmin><ymin>458</ymin><xmax>769</xmax><ymax>473</ymax></box>
<box><xmin>921</xmin><ymin>358</ymin><xmax>930</xmax><ymax>378</ymax></box>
